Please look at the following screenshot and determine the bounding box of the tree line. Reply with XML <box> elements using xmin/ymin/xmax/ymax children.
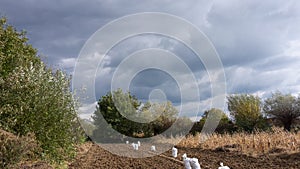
<box><xmin>191</xmin><ymin>93</ymin><xmax>300</xmax><ymax>134</ymax></box>
<box><xmin>92</xmin><ymin>90</ymin><xmax>300</xmax><ymax>143</ymax></box>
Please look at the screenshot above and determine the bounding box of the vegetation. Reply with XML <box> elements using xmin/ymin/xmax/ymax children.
<box><xmin>177</xmin><ymin>127</ymin><xmax>299</xmax><ymax>156</ymax></box>
<box><xmin>0</xmin><ymin>17</ymin><xmax>82</xmax><ymax>165</ymax></box>
<box><xmin>191</xmin><ymin>93</ymin><xmax>300</xmax><ymax>134</ymax></box>
<box><xmin>0</xmin><ymin>129</ymin><xmax>40</xmax><ymax>168</ymax></box>
<box><xmin>92</xmin><ymin>89</ymin><xmax>300</xmax><ymax>142</ymax></box>
<box><xmin>92</xmin><ymin>89</ymin><xmax>142</xmax><ymax>142</ymax></box>
<box><xmin>264</xmin><ymin>92</ymin><xmax>300</xmax><ymax>131</ymax></box>
<box><xmin>190</xmin><ymin>108</ymin><xmax>236</xmax><ymax>135</ymax></box>
<box><xmin>92</xmin><ymin>89</ymin><xmax>192</xmax><ymax>141</ymax></box>
<box><xmin>227</xmin><ymin>94</ymin><xmax>267</xmax><ymax>132</ymax></box>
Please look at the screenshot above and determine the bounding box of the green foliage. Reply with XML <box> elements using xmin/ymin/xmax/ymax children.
<box><xmin>190</xmin><ymin>108</ymin><xmax>236</xmax><ymax>135</ymax></box>
<box><xmin>92</xmin><ymin>89</ymin><xmax>183</xmax><ymax>140</ymax></box>
<box><xmin>92</xmin><ymin>89</ymin><xmax>142</xmax><ymax>142</ymax></box>
<box><xmin>0</xmin><ymin>17</ymin><xmax>81</xmax><ymax>162</ymax></box>
<box><xmin>227</xmin><ymin>94</ymin><xmax>266</xmax><ymax>132</ymax></box>
<box><xmin>147</xmin><ymin>102</ymin><xmax>178</xmax><ymax>136</ymax></box>
<box><xmin>207</xmin><ymin>108</ymin><xmax>236</xmax><ymax>134</ymax></box>
<box><xmin>0</xmin><ymin>18</ymin><xmax>39</xmax><ymax>78</ymax></box>
<box><xmin>263</xmin><ymin>92</ymin><xmax>300</xmax><ymax>131</ymax></box>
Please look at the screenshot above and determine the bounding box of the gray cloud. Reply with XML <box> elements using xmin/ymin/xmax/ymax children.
<box><xmin>1</xmin><ymin>0</ymin><xmax>300</xmax><ymax>117</ymax></box>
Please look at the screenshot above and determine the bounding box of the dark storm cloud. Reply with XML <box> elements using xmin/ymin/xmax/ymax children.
<box><xmin>199</xmin><ymin>0</ymin><xmax>300</xmax><ymax>96</ymax></box>
<box><xmin>0</xmin><ymin>0</ymin><xmax>203</xmax><ymax>65</ymax></box>
<box><xmin>203</xmin><ymin>1</ymin><xmax>292</xmax><ymax>67</ymax></box>
<box><xmin>129</xmin><ymin>69</ymin><xmax>181</xmax><ymax>102</ymax></box>
<box><xmin>0</xmin><ymin>1</ymin><xmax>112</xmax><ymax>64</ymax></box>
<box><xmin>1</xmin><ymin>0</ymin><xmax>300</xmax><ymax>117</ymax></box>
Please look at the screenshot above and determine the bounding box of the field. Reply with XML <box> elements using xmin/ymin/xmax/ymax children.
<box><xmin>68</xmin><ymin>142</ymin><xmax>300</xmax><ymax>169</ymax></box>
<box><xmin>5</xmin><ymin>127</ymin><xmax>299</xmax><ymax>168</ymax></box>
<box><xmin>67</xmin><ymin>128</ymin><xmax>300</xmax><ymax>169</ymax></box>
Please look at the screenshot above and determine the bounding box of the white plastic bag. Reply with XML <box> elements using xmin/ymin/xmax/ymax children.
<box><xmin>183</xmin><ymin>158</ymin><xmax>192</xmax><ymax>169</ymax></box>
<box><xmin>135</xmin><ymin>143</ymin><xmax>139</xmax><ymax>150</ymax></box>
<box><xmin>172</xmin><ymin>147</ymin><xmax>178</xmax><ymax>157</ymax></box>
<box><xmin>218</xmin><ymin>162</ymin><xmax>230</xmax><ymax>169</ymax></box>
<box><xmin>190</xmin><ymin>158</ymin><xmax>201</xmax><ymax>169</ymax></box>
<box><xmin>182</xmin><ymin>153</ymin><xmax>187</xmax><ymax>160</ymax></box>
<box><xmin>132</xmin><ymin>143</ymin><xmax>138</xmax><ymax>150</ymax></box>
<box><xmin>150</xmin><ymin>145</ymin><xmax>156</xmax><ymax>151</ymax></box>
<box><xmin>137</xmin><ymin>141</ymin><xmax>141</xmax><ymax>147</ymax></box>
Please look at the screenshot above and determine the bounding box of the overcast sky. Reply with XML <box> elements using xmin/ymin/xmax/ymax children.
<box><xmin>1</xmin><ymin>0</ymin><xmax>300</xmax><ymax>120</ymax></box>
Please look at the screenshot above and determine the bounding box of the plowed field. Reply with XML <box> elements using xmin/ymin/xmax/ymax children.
<box><xmin>68</xmin><ymin>142</ymin><xmax>300</xmax><ymax>169</ymax></box>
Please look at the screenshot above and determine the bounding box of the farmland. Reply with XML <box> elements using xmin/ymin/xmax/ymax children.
<box><xmin>4</xmin><ymin>125</ymin><xmax>298</xmax><ymax>168</ymax></box>
<box><xmin>67</xmin><ymin>127</ymin><xmax>300</xmax><ymax>169</ymax></box>
<box><xmin>68</xmin><ymin>129</ymin><xmax>300</xmax><ymax>169</ymax></box>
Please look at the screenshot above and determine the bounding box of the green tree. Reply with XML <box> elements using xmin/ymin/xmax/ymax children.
<box><xmin>0</xmin><ymin>18</ymin><xmax>40</xmax><ymax>77</ymax></box>
<box><xmin>92</xmin><ymin>89</ymin><xmax>142</xmax><ymax>141</ymax></box>
<box><xmin>263</xmin><ymin>92</ymin><xmax>300</xmax><ymax>131</ymax></box>
<box><xmin>190</xmin><ymin>108</ymin><xmax>235</xmax><ymax>135</ymax></box>
<box><xmin>147</xmin><ymin>101</ymin><xmax>178</xmax><ymax>136</ymax></box>
<box><xmin>0</xmin><ymin>17</ymin><xmax>81</xmax><ymax>162</ymax></box>
<box><xmin>92</xmin><ymin>90</ymin><xmax>181</xmax><ymax>139</ymax></box>
<box><xmin>227</xmin><ymin>94</ymin><xmax>266</xmax><ymax>132</ymax></box>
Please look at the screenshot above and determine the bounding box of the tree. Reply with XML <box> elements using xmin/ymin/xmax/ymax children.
<box><xmin>263</xmin><ymin>92</ymin><xmax>300</xmax><ymax>131</ymax></box>
<box><xmin>190</xmin><ymin>108</ymin><xmax>235</xmax><ymax>135</ymax></box>
<box><xmin>0</xmin><ymin>18</ymin><xmax>40</xmax><ymax>78</ymax></box>
<box><xmin>92</xmin><ymin>89</ymin><xmax>142</xmax><ymax>141</ymax></box>
<box><xmin>227</xmin><ymin>94</ymin><xmax>266</xmax><ymax>132</ymax></box>
<box><xmin>92</xmin><ymin>90</ymin><xmax>181</xmax><ymax>140</ymax></box>
<box><xmin>0</xmin><ymin>17</ymin><xmax>81</xmax><ymax>161</ymax></box>
<box><xmin>147</xmin><ymin>101</ymin><xmax>179</xmax><ymax>136</ymax></box>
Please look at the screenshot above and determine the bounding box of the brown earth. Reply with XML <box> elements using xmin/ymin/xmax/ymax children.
<box><xmin>69</xmin><ymin>142</ymin><xmax>300</xmax><ymax>169</ymax></box>
<box><xmin>18</xmin><ymin>161</ymin><xmax>53</xmax><ymax>169</ymax></box>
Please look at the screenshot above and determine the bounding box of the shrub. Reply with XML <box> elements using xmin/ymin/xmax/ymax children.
<box><xmin>0</xmin><ymin>17</ymin><xmax>82</xmax><ymax>162</ymax></box>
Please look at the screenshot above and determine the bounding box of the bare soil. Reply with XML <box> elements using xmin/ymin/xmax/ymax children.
<box><xmin>68</xmin><ymin>142</ymin><xmax>300</xmax><ymax>169</ymax></box>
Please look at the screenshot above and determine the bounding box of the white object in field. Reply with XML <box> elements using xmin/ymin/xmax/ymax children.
<box><xmin>190</xmin><ymin>158</ymin><xmax>201</xmax><ymax>169</ymax></box>
<box><xmin>218</xmin><ymin>162</ymin><xmax>230</xmax><ymax>169</ymax></box>
<box><xmin>132</xmin><ymin>143</ymin><xmax>139</xmax><ymax>150</ymax></box>
<box><xmin>137</xmin><ymin>141</ymin><xmax>141</xmax><ymax>147</ymax></box>
<box><xmin>151</xmin><ymin>145</ymin><xmax>156</xmax><ymax>151</ymax></box>
<box><xmin>182</xmin><ymin>153</ymin><xmax>187</xmax><ymax>160</ymax></box>
<box><xmin>183</xmin><ymin>157</ymin><xmax>192</xmax><ymax>169</ymax></box>
<box><xmin>134</xmin><ymin>143</ymin><xmax>139</xmax><ymax>150</ymax></box>
<box><xmin>126</xmin><ymin>141</ymin><xmax>129</xmax><ymax>144</ymax></box>
<box><xmin>172</xmin><ymin>147</ymin><xmax>178</xmax><ymax>157</ymax></box>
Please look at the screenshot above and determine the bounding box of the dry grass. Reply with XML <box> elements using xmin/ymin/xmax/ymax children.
<box><xmin>0</xmin><ymin>129</ymin><xmax>41</xmax><ymax>168</ymax></box>
<box><xmin>177</xmin><ymin>127</ymin><xmax>300</xmax><ymax>155</ymax></box>
<box><xmin>152</xmin><ymin>134</ymin><xmax>185</xmax><ymax>145</ymax></box>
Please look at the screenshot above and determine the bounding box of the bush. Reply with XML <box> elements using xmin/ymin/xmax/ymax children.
<box><xmin>0</xmin><ymin>17</ymin><xmax>82</xmax><ymax>162</ymax></box>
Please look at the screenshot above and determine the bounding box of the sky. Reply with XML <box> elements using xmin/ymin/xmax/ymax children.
<box><xmin>1</xmin><ymin>0</ymin><xmax>300</xmax><ymax>120</ymax></box>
